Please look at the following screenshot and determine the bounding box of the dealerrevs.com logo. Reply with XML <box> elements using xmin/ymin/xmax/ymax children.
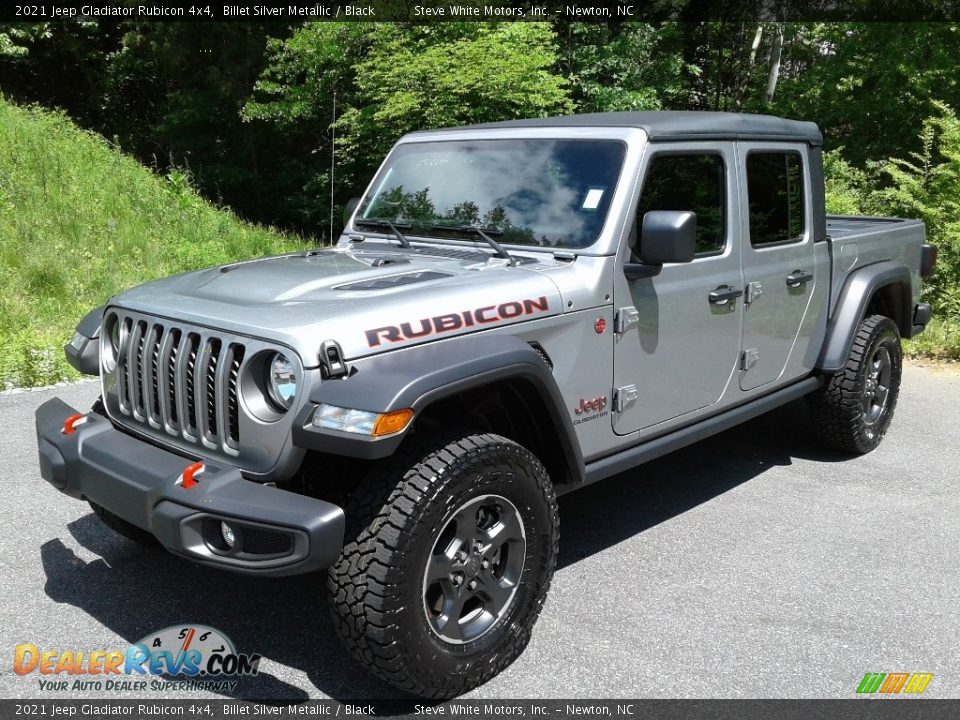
<box><xmin>14</xmin><ymin>625</ymin><xmax>259</xmax><ymax>693</ymax></box>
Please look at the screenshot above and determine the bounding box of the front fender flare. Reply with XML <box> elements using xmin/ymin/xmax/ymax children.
<box><xmin>292</xmin><ymin>335</ymin><xmax>585</xmax><ymax>483</ymax></box>
<box><xmin>64</xmin><ymin>305</ymin><xmax>105</xmax><ymax>376</ymax></box>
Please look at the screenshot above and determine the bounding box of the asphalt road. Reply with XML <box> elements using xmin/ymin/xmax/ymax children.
<box><xmin>1</xmin><ymin>366</ymin><xmax>958</xmax><ymax>702</ymax></box>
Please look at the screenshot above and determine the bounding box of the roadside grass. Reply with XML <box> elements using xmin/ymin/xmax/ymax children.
<box><xmin>905</xmin><ymin>316</ymin><xmax>960</xmax><ymax>361</ymax></box>
<box><xmin>0</xmin><ymin>98</ymin><xmax>308</xmax><ymax>388</ymax></box>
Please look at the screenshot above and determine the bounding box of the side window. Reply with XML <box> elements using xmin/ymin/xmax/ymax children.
<box><xmin>636</xmin><ymin>153</ymin><xmax>726</xmax><ymax>257</ymax></box>
<box><xmin>746</xmin><ymin>151</ymin><xmax>805</xmax><ymax>246</ymax></box>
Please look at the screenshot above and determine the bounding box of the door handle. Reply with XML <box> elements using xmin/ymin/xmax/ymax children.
<box><xmin>708</xmin><ymin>285</ymin><xmax>743</xmax><ymax>305</ymax></box>
<box><xmin>786</xmin><ymin>270</ymin><xmax>813</xmax><ymax>287</ymax></box>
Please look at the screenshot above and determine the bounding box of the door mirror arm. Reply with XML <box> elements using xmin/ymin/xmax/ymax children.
<box><xmin>623</xmin><ymin>263</ymin><xmax>663</xmax><ymax>280</ymax></box>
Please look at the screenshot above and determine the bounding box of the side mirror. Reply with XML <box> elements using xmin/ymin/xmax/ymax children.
<box><xmin>343</xmin><ymin>197</ymin><xmax>360</xmax><ymax>226</ymax></box>
<box><xmin>624</xmin><ymin>210</ymin><xmax>697</xmax><ymax>280</ymax></box>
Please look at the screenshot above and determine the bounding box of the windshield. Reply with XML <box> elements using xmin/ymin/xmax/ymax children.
<box><xmin>356</xmin><ymin>139</ymin><xmax>626</xmax><ymax>249</ymax></box>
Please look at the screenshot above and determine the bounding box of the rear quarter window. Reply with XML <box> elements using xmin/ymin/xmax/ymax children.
<box><xmin>746</xmin><ymin>151</ymin><xmax>806</xmax><ymax>246</ymax></box>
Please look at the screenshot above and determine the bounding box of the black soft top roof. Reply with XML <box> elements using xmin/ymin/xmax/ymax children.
<box><xmin>419</xmin><ymin>111</ymin><xmax>822</xmax><ymax>147</ymax></box>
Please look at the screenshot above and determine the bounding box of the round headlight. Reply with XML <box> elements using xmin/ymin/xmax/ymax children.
<box><xmin>267</xmin><ymin>353</ymin><xmax>297</xmax><ymax>410</ymax></box>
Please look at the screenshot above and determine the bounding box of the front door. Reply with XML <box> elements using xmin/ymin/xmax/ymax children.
<box><xmin>612</xmin><ymin>143</ymin><xmax>743</xmax><ymax>435</ymax></box>
<box><xmin>736</xmin><ymin>144</ymin><xmax>817</xmax><ymax>391</ymax></box>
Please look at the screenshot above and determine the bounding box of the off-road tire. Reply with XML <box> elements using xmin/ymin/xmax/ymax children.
<box><xmin>88</xmin><ymin>500</ymin><xmax>159</xmax><ymax>547</ymax></box>
<box><xmin>809</xmin><ymin>314</ymin><xmax>902</xmax><ymax>454</ymax></box>
<box><xmin>327</xmin><ymin>432</ymin><xmax>559</xmax><ymax>699</ymax></box>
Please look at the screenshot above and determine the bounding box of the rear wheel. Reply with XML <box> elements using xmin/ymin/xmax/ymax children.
<box><xmin>810</xmin><ymin>314</ymin><xmax>902</xmax><ymax>454</ymax></box>
<box><xmin>327</xmin><ymin>432</ymin><xmax>558</xmax><ymax>699</ymax></box>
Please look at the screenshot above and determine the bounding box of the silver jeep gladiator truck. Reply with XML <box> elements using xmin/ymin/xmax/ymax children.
<box><xmin>36</xmin><ymin>112</ymin><xmax>937</xmax><ymax>698</ymax></box>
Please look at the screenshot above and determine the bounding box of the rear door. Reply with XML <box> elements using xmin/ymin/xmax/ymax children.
<box><xmin>612</xmin><ymin>142</ymin><xmax>743</xmax><ymax>435</ymax></box>
<box><xmin>736</xmin><ymin>144</ymin><xmax>818</xmax><ymax>391</ymax></box>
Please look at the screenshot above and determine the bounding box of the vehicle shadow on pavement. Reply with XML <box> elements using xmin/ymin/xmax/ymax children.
<box><xmin>557</xmin><ymin>399</ymin><xmax>851</xmax><ymax>569</ymax></box>
<box><xmin>39</xmin><ymin>399</ymin><xmax>846</xmax><ymax>704</ymax></box>
<box><xmin>40</xmin><ymin>527</ymin><xmax>405</xmax><ymax>702</ymax></box>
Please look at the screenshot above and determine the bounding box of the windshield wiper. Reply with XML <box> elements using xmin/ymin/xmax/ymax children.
<box><xmin>354</xmin><ymin>218</ymin><xmax>413</xmax><ymax>249</ymax></box>
<box><xmin>428</xmin><ymin>224</ymin><xmax>517</xmax><ymax>265</ymax></box>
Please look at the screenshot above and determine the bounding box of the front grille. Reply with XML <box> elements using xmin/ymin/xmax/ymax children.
<box><xmin>114</xmin><ymin>316</ymin><xmax>245</xmax><ymax>453</ymax></box>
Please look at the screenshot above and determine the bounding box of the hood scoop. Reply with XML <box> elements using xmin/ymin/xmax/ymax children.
<box><xmin>337</xmin><ymin>270</ymin><xmax>453</xmax><ymax>291</ymax></box>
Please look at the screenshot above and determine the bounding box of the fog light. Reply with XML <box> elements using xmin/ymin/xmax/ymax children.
<box><xmin>221</xmin><ymin>522</ymin><xmax>236</xmax><ymax>549</ymax></box>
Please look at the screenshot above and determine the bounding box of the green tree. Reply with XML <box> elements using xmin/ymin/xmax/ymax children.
<box><xmin>552</xmin><ymin>23</ymin><xmax>690</xmax><ymax>113</ymax></box>
<box><xmin>772</xmin><ymin>23</ymin><xmax>960</xmax><ymax>164</ymax></box>
<box><xmin>335</xmin><ymin>23</ymin><xmax>572</xmax><ymax>172</ymax></box>
<box><xmin>871</xmin><ymin>103</ymin><xmax>960</xmax><ymax>318</ymax></box>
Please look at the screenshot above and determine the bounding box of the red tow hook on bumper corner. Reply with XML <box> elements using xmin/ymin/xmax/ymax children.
<box><xmin>62</xmin><ymin>413</ymin><xmax>88</xmax><ymax>435</ymax></box>
<box><xmin>176</xmin><ymin>462</ymin><xmax>205</xmax><ymax>489</ymax></box>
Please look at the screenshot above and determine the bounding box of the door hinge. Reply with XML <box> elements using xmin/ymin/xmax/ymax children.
<box><xmin>614</xmin><ymin>307</ymin><xmax>639</xmax><ymax>334</ymax></box>
<box><xmin>614</xmin><ymin>384</ymin><xmax>639</xmax><ymax>412</ymax></box>
<box><xmin>741</xmin><ymin>348</ymin><xmax>759</xmax><ymax>371</ymax></box>
<box><xmin>745</xmin><ymin>281</ymin><xmax>763</xmax><ymax>304</ymax></box>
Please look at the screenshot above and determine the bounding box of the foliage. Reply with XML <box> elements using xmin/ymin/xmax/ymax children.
<box><xmin>552</xmin><ymin>23</ymin><xmax>690</xmax><ymax>112</ymax></box>
<box><xmin>904</xmin><ymin>317</ymin><xmax>960</xmax><ymax>360</ymax></box>
<box><xmin>823</xmin><ymin>149</ymin><xmax>873</xmax><ymax>216</ymax></box>
<box><xmin>772</xmin><ymin>23</ymin><xmax>960</xmax><ymax>165</ymax></box>
<box><xmin>336</xmin><ymin>24</ymin><xmax>571</xmax><ymax>168</ymax></box>
<box><xmin>0</xmin><ymin>98</ymin><xmax>305</xmax><ymax>388</ymax></box>
<box><xmin>869</xmin><ymin>103</ymin><xmax>960</xmax><ymax>319</ymax></box>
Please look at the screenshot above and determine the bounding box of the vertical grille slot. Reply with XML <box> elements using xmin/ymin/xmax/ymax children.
<box><xmin>164</xmin><ymin>328</ymin><xmax>181</xmax><ymax>427</ymax></box>
<box><xmin>184</xmin><ymin>333</ymin><xmax>200</xmax><ymax>434</ymax></box>
<box><xmin>205</xmin><ymin>338</ymin><xmax>222</xmax><ymax>440</ymax></box>
<box><xmin>145</xmin><ymin>324</ymin><xmax>164</xmax><ymax>426</ymax></box>
<box><xmin>127</xmin><ymin>320</ymin><xmax>147</xmax><ymax>418</ymax></box>
<box><xmin>227</xmin><ymin>345</ymin><xmax>244</xmax><ymax>446</ymax></box>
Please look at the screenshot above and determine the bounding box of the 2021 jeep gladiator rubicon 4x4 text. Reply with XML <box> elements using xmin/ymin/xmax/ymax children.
<box><xmin>37</xmin><ymin>112</ymin><xmax>937</xmax><ymax>698</ymax></box>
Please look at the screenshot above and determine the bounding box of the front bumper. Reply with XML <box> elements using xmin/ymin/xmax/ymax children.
<box><xmin>36</xmin><ymin>397</ymin><xmax>344</xmax><ymax>576</ymax></box>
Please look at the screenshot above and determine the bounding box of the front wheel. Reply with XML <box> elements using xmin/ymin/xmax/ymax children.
<box><xmin>809</xmin><ymin>314</ymin><xmax>902</xmax><ymax>454</ymax></box>
<box><xmin>327</xmin><ymin>432</ymin><xmax>558</xmax><ymax>699</ymax></box>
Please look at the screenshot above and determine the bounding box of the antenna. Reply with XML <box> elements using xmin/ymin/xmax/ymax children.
<box><xmin>329</xmin><ymin>90</ymin><xmax>336</xmax><ymax>245</ymax></box>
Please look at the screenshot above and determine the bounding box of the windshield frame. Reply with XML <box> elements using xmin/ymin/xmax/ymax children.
<box><xmin>346</xmin><ymin>127</ymin><xmax>647</xmax><ymax>257</ymax></box>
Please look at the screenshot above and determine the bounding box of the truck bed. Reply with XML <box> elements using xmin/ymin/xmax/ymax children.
<box><xmin>826</xmin><ymin>214</ymin><xmax>922</xmax><ymax>241</ymax></box>
<box><xmin>824</xmin><ymin>214</ymin><xmax>926</xmax><ymax>320</ymax></box>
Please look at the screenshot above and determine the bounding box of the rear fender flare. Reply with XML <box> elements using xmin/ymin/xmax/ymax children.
<box><xmin>816</xmin><ymin>262</ymin><xmax>911</xmax><ymax>372</ymax></box>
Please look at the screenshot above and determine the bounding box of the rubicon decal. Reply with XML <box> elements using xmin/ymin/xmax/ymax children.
<box><xmin>365</xmin><ymin>296</ymin><xmax>550</xmax><ymax>347</ymax></box>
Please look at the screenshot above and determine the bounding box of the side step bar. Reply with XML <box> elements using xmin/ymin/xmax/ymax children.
<box><xmin>576</xmin><ymin>376</ymin><xmax>822</xmax><ymax>491</ymax></box>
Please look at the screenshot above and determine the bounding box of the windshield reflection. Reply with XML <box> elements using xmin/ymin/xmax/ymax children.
<box><xmin>357</xmin><ymin>139</ymin><xmax>626</xmax><ymax>249</ymax></box>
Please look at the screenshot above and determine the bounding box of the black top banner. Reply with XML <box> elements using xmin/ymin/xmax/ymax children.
<box><xmin>3</xmin><ymin>0</ymin><xmax>960</xmax><ymax>23</ymax></box>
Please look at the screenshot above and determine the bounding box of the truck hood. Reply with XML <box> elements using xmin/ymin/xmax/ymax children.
<box><xmin>111</xmin><ymin>244</ymin><xmax>564</xmax><ymax>365</ymax></box>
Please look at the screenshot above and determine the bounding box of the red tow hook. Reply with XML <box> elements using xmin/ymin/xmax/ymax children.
<box><xmin>177</xmin><ymin>462</ymin><xmax>205</xmax><ymax>489</ymax></box>
<box><xmin>62</xmin><ymin>413</ymin><xmax>88</xmax><ymax>435</ymax></box>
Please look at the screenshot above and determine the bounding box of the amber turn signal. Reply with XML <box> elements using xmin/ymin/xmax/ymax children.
<box><xmin>372</xmin><ymin>408</ymin><xmax>414</xmax><ymax>437</ymax></box>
